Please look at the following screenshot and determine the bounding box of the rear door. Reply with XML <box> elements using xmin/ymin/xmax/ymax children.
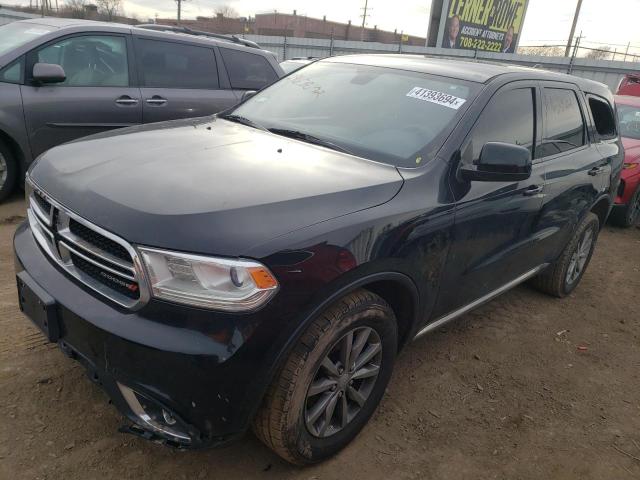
<box><xmin>535</xmin><ymin>83</ymin><xmax>606</xmax><ymax>262</ymax></box>
<box><xmin>134</xmin><ymin>37</ymin><xmax>238</xmax><ymax>123</ymax></box>
<box><xmin>21</xmin><ymin>33</ymin><xmax>141</xmax><ymax>159</ymax></box>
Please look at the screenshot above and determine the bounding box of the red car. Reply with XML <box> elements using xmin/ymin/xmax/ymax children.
<box><xmin>611</xmin><ymin>95</ymin><xmax>640</xmax><ymax>227</ymax></box>
<box><xmin>617</xmin><ymin>74</ymin><xmax>640</xmax><ymax>97</ymax></box>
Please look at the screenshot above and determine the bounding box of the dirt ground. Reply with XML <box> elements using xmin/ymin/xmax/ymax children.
<box><xmin>1</xmin><ymin>192</ymin><xmax>639</xmax><ymax>480</ymax></box>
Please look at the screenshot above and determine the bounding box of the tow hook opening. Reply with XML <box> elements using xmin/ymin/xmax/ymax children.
<box><xmin>117</xmin><ymin>382</ymin><xmax>194</xmax><ymax>446</ymax></box>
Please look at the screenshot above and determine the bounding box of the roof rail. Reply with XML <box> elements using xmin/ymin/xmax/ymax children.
<box><xmin>136</xmin><ymin>24</ymin><xmax>261</xmax><ymax>49</ymax></box>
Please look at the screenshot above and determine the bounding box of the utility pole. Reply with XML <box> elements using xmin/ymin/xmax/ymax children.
<box><xmin>360</xmin><ymin>0</ymin><xmax>371</xmax><ymax>41</ymax></box>
<box><xmin>624</xmin><ymin>41</ymin><xmax>630</xmax><ymax>62</ymax></box>
<box><xmin>565</xmin><ymin>0</ymin><xmax>583</xmax><ymax>57</ymax></box>
<box><xmin>175</xmin><ymin>0</ymin><xmax>186</xmax><ymax>23</ymax></box>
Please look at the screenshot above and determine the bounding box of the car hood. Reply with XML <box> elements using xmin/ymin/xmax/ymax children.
<box><xmin>622</xmin><ymin>136</ymin><xmax>640</xmax><ymax>162</ymax></box>
<box><xmin>30</xmin><ymin>117</ymin><xmax>404</xmax><ymax>256</ymax></box>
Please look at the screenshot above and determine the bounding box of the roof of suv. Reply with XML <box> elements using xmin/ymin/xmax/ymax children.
<box><xmin>14</xmin><ymin>18</ymin><xmax>270</xmax><ymax>53</ymax></box>
<box><xmin>325</xmin><ymin>54</ymin><xmax>611</xmax><ymax>96</ymax></box>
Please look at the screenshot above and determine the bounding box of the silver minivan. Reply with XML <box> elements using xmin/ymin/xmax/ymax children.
<box><xmin>0</xmin><ymin>18</ymin><xmax>283</xmax><ymax>200</ymax></box>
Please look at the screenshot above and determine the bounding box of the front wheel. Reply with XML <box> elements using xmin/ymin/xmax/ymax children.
<box><xmin>253</xmin><ymin>289</ymin><xmax>397</xmax><ymax>465</ymax></box>
<box><xmin>0</xmin><ymin>142</ymin><xmax>17</xmax><ymax>202</ymax></box>
<box><xmin>530</xmin><ymin>212</ymin><xmax>600</xmax><ymax>298</ymax></box>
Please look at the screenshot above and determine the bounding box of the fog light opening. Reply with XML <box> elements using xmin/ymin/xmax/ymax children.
<box><xmin>117</xmin><ymin>382</ymin><xmax>191</xmax><ymax>444</ymax></box>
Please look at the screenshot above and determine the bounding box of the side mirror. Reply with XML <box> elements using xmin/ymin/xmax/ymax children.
<box><xmin>459</xmin><ymin>142</ymin><xmax>532</xmax><ymax>182</ymax></box>
<box><xmin>241</xmin><ymin>90</ymin><xmax>257</xmax><ymax>102</ymax></box>
<box><xmin>32</xmin><ymin>63</ymin><xmax>66</xmax><ymax>84</ymax></box>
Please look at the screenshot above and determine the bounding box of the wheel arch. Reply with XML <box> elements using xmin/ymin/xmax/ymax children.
<box><xmin>0</xmin><ymin>127</ymin><xmax>27</xmax><ymax>176</ymax></box>
<box><xmin>247</xmin><ymin>271</ymin><xmax>421</xmax><ymax>426</ymax></box>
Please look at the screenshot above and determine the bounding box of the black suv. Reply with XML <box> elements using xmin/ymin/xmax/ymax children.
<box><xmin>14</xmin><ymin>55</ymin><xmax>623</xmax><ymax>464</ymax></box>
<box><xmin>0</xmin><ymin>18</ymin><xmax>283</xmax><ymax>200</ymax></box>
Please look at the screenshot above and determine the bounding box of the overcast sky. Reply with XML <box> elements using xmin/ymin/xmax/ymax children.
<box><xmin>12</xmin><ymin>0</ymin><xmax>640</xmax><ymax>54</ymax></box>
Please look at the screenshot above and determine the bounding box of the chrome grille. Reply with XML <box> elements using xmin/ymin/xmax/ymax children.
<box><xmin>26</xmin><ymin>179</ymin><xmax>149</xmax><ymax>309</ymax></box>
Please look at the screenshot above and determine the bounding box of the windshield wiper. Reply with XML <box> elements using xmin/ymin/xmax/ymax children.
<box><xmin>219</xmin><ymin>114</ymin><xmax>267</xmax><ymax>131</ymax></box>
<box><xmin>268</xmin><ymin>128</ymin><xmax>355</xmax><ymax>155</ymax></box>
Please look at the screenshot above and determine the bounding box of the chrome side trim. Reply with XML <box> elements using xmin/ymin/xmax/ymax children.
<box><xmin>413</xmin><ymin>264</ymin><xmax>549</xmax><ymax>340</ymax></box>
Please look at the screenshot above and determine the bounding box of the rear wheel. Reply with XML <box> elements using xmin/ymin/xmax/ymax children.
<box><xmin>609</xmin><ymin>186</ymin><xmax>640</xmax><ymax>228</ymax></box>
<box><xmin>530</xmin><ymin>212</ymin><xmax>599</xmax><ymax>298</ymax></box>
<box><xmin>0</xmin><ymin>142</ymin><xmax>17</xmax><ymax>202</ymax></box>
<box><xmin>253</xmin><ymin>289</ymin><xmax>397</xmax><ymax>465</ymax></box>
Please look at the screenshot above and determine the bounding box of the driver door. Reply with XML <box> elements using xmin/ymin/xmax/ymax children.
<box><xmin>21</xmin><ymin>33</ymin><xmax>141</xmax><ymax>158</ymax></box>
<box><xmin>433</xmin><ymin>82</ymin><xmax>547</xmax><ymax>318</ymax></box>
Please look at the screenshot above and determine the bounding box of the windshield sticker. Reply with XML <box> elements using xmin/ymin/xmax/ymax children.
<box><xmin>406</xmin><ymin>87</ymin><xmax>466</xmax><ymax>110</ymax></box>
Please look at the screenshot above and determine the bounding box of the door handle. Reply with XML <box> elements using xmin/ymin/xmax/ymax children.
<box><xmin>115</xmin><ymin>96</ymin><xmax>139</xmax><ymax>106</ymax></box>
<box><xmin>588</xmin><ymin>166</ymin><xmax>605</xmax><ymax>176</ymax></box>
<box><xmin>146</xmin><ymin>96</ymin><xmax>167</xmax><ymax>106</ymax></box>
<box><xmin>523</xmin><ymin>185</ymin><xmax>543</xmax><ymax>196</ymax></box>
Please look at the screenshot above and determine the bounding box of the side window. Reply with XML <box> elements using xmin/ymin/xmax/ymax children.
<box><xmin>538</xmin><ymin>88</ymin><xmax>586</xmax><ymax>158</ymax></box>
<box><xmin>137</xmin><ymin>39</ymin><xmax>219</xmax><ymax>89</ymax></box>
<box><xmin>220</xmin><ymin>48</ymin><xmax>278</xmax><ymax>90</ymax></box>
<box><xmin>463</xmin><ymin>87</ymin><xmax>535</xmax><ymax>163</ymax></box>
<box><xmin>34</xmin><ymin>35</ymin><xmax>129</xmax><ymax>87</ymax></box>
<box><xmin>0</xmin><ymin>57</ymin><xmax>23</xmax><ymax>84</ymax></box>
<box><xmin>588</xmin><ymin>96</ymin><xmax>617</xmax><ymax>140</ymax></box>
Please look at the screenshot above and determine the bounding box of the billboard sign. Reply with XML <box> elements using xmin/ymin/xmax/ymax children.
<box><xmin>440</xmin><ymin>0</ymin><xmax>527</xmax><ymax>53</ymax></box>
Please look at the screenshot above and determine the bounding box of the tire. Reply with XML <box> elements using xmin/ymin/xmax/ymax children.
<box><xmin>609</xmin><ymin>186</ymin><xmax>640</xmax><ymax>228</ymax></box>
<box><xmin>530</xmin><ymin>212</ymin><xmax>600</xmax><ymax>298</ymax></box>
<box><xmin>0</xmin><ymin>142</ymin><xmax>17</xmax><ymax>202</ymax></box>
<box><xmin>253</xmin><ymin>289</ymin><xmax>398</xmax><ymax>465</ymax></box>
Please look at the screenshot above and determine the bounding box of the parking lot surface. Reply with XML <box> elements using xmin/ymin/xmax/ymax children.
<box><xmin>1</xmin><ymin>194</ymin><xmax>639</xmax><ymax>480</ymax></box>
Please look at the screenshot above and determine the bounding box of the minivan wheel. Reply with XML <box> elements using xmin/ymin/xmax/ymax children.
<box><xmin>609</xmin><ymin>187</ymin><xmax>640</xmax><ymax>228</ymax></box>
<box><xmin>530</xmin><ymin>212</ymin><xmax>599</xmax><ymax>298</ymax></box>
<box><xmin>0</xmin><ymin>142</ymin><xmax>17</xmax><ymax>202</ymax></box>
<box><xmin>253</xmin><ymin>289</ymin><xmax>397</xmax><ymax>465</ymax></box>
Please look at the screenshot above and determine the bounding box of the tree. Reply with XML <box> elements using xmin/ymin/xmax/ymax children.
<box><xmin>97</xmin><ymin>0</ymin><xmax>122</xmax><ymax>20</ymax></box>
<box><xmin>215</xmin><ymin>5</ymin><xmax>239</xmax><ymax>18</ymax></box>
<box><xmin>585</xmin><ymin>46</ymin><xmax>612</xmax><ymax>60</ymax></box>
<box><xmin>62</xmin><ymin>0</ymin><xmax>87</xmax><ymax>18</ymax></box>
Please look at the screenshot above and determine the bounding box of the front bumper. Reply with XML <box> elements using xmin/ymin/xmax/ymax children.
<box><xmin>13</xmin><ymin>221</ymin><xmax>294</xmax><ymax>448</ymax></box>
<box><xmin>615</xmin><ymin>169</ymin><xmax>640</xmax><ymax>205</ymax></box>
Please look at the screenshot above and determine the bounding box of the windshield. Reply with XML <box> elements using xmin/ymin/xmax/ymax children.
<box><xmin>231</xmin><ymin>61</ymin><xmax>479</xmax><ymax>167</ymax></box>
<box><xmin>0</xmin><ymin>22</ymin><xmax>56</xmax><ymax>57</ymax></box>
<box><xmin>618</xmin><ymin>104</ymin><xmax>640</xmax><ymax>140</ymax></box>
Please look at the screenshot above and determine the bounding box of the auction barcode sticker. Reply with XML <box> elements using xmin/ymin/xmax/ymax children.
<box><xmin>406</xmin><ymin>87</ymin><xmax>466</xmax><ymax>110</ymax></box>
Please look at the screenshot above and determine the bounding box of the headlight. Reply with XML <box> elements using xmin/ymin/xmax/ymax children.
<box><xmin>138</xmin><ymin>247</ymin><xmax>278</xmax><ymax>311</ymax></box>
<box><xmin>623</xmin><ymin>163</ymin><xmax>638</xmax><ymax>170</ymax></box>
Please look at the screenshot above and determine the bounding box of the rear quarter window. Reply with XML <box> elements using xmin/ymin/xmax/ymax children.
<box><xmin>588</xmin><ymin>96</ymin><xmax>617</xmax><ymax>140</ymax></box>
<box><xmin>220</xmin><ymin>48</ymin><xmax>278</xmax><ymax>90</ymax></box>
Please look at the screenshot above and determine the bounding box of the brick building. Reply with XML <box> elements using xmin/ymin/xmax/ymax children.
<box><xmin>254</xmin><ymin>11</ymin><xmax>425</xmax><ymax>45</ymax></box>
<box><xmin>158</xmin><ymin>11</ymin><xmax>426</xmax><ymax>46</ymax></box>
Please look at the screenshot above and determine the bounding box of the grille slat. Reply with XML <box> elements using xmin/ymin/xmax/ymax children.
<box><xmin>69</xmin><ymin>219</ymin><xmax>131</xmax><ymax>263</ymax></box>
<box><xmin>34</xmin><ymin>191</ymin><xmax>52</xmax><ymax>215</ymax></box>
<box><xmin>26</xmin><ymin>184</ymin><xmax>147</xmax><ymax>309</ymax></box>
<box><xmin>70</xmin><ymin>252</ymin><xmax>140</xmax><ymax>300</ymax></box>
